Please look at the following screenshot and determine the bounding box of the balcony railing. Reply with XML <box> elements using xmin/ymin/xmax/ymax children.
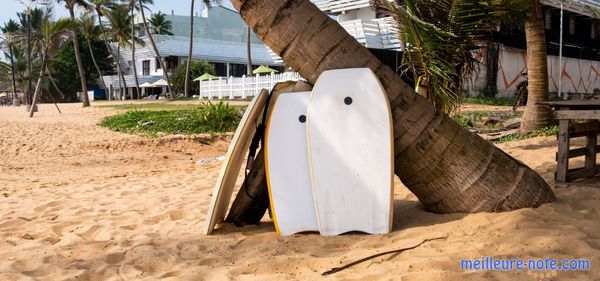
<box><xmin>339</xmin><ymin>17</ymin><xmax>401</xmax><ymax>50</ymax></box>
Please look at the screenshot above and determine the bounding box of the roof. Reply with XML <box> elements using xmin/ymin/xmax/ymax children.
<box><xmin>542</xmin><ymin>0</ymin><xmax>600</xmax><ymax>17</ymax></box>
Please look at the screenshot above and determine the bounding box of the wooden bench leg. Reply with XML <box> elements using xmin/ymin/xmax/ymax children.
<box><xmin>556</xmin><ymin>119</ymin><xmax>570</xmax><ymax>184</ymax></box>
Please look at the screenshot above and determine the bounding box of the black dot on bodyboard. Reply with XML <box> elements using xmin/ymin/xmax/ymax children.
<box><xmin>299</xmin><ymin>115</ymin><xmax>306</xmax><ymax>123</ymax></box>
<box><xmin>344</xmin><ymin>97</ymin><xmax>353</xmax><ymax>105</ymax></box>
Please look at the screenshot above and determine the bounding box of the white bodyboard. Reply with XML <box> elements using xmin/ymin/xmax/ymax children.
<box><xmin>265</xmin><ymin>92</ymin><xmax>319</xmax><ymax>236</ymax></box>
<box><xmin>307</xmin><ymin>68</ymin><xmax>394</xmax><ymax>236</ymax></box>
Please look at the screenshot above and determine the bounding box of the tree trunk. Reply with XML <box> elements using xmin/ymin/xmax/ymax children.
<box><xmin>139</xmin><ymin>0</ymin><xmax>174</xmax><ymax>96</ymax></box>
<box><xmin>131</xmin><ymin>5</ymin><xmax>140</xmax><ymax>100</ymax></box>
<box><xmin>97</xmin><ymin>13</ymin><xmax>126</xmax><ymax>101</ymax></box>
<box><xmin>29</xmin><ymin>57</ymin><xmax>46</xmax><ymax>118</ymax></box>
<box><xmin>8</xmin><ymin>44</ymin><xmax>17</xmax><ymax>100</ymax></box>
<box><xmin>231</xmin><ymin>0</ymin><xmax>555</xmax><ymax>213</ymax></box>
<box><xmin>521</xmin><ymin>0</ymin><xmax>552</xmax><ymax>131</ymax></box>
<box><xmin>68</xmin><ymin>6</ymin><xmax>90</xmax><ymax>107</ymax></box>
<box><xmin>87</xmin><ymin>39</ymin><xmax>107</xmax><ymax>92</ymax></box>
<box><xmin>246</xmin><ymin>26</ymin><xmax>253</xmax><ymax>75</ymax></box>
<box><xmin>117</xmin><ymin>45</ymin><xmax>128</xmax><ymax>100</ymax></box>
<box><xmin>184</xmin><ymin>0</ymin><xmax>195</xmax><ymax>98</ymax></box>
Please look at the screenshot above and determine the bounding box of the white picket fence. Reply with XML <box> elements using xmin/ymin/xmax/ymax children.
<box><xmin>199</xmin><ymin>72</ymin><xmax>304</xmax><ymax>99</ymax></box>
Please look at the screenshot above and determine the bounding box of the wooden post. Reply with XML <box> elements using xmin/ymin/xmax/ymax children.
<box><xmin>556</xmin><ymin>119</ymin><xmax>570</xmax><ymax>183</ymax></box>
<box><xmin>586</xmin><ymin>132</ymin><xmax>597</xmax><ymax>170</ymax></box>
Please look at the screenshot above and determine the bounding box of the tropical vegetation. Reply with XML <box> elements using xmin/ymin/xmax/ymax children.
<box><xmin>171</xmin><ymin>59</ymin><xmax>215</xmax><ymax>97</ymax></box>
<box><xmin>99</xmin><ymin>101</ymin><xmax>241</xmax><ymax>136</ymax></box>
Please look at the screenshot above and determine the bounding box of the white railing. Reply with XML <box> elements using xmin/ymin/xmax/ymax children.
<box><xmin>340</xmin><ymin>17</ymin><xmax>401</xmax><ymax>50</ymax></box>
<box><xmin>199</xmin><ymin>72</ymin><xmax>304</xmax><ymax>99</ymax></box>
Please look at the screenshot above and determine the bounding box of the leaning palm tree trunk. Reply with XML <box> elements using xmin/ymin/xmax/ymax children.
<box><xmin>86</xmin><ymin>39</ymin><xmax>107</xmax><ymax>91</ymax></box>
<box><xmin>97</xmin><ymin>14</ymin><xmax>126</xmax><ymax>100</ymax></box>
<box><xmin>139</xmin><ymin>0</ymin><xmax>173</xmax><ymax>96</ymax></box>
<box><xmin>130</xmin><ymin>5</ymin><xmax>140</xmax><ymax>99</ymax></box>
<box><xmin>29</xmin><ymin>57</ymin><xmax>47</xmax><ymax>118</ymax></box>
<box><xmin>68</xmin><ymin>7</ymin><xmax>91</xmax><ymax>107</ymax></box>
<box><xmin>184</xmin><ymin>0</ymin><xmax>195</xmax><ymax>98</ymax></box>
<box><xmin>231</xmin><ymin>0</ymin><xmax>555</xmax><ymax>213</ymax></box>
<box><xmin>521</xmin><ymin>0</ymin><xmax>552</xmax><ymax>131</ymax></box>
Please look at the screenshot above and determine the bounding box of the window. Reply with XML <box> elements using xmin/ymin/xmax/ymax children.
<box><xmin>143</xmin><ymin>60</ymin><xmax>150</xmax><ymax>76</ymax></box>
<box><xmin>156</xmin><ymin>57</ymin><xmax>162</xmax><ymax>70</ymax></box>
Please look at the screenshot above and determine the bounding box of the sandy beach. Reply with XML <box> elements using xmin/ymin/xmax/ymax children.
<box><xmin>0</xmin><ymin>102</ymin><xmax>598</xmax><ymax>280</ymax></box>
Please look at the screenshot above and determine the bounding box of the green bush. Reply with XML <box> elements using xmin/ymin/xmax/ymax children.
<box><xmin>171</xmin><ymin>60</ymin><xmax>215</xmax><ymax>97</ymax></box>
<box><xmin>99</xmin><ymin>101</ymin><xmax>241</xmax><ymax>136</ymax></box>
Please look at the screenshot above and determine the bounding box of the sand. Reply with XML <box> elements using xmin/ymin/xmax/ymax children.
<box><xmin>0</xmin><ymin>102</ymin><xmax>599</xmax><ymax>280</ymax></box>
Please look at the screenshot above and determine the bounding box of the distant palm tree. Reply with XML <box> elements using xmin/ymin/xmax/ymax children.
<box><xmin>78</xmin><ymin>14</ymin><xmax>107</xmax><ymax>91</ymax></box>
<box><xmin>89</xmin><ymin>0</ymin><xmax>123</xmax><ymax>100</ymax></box>
<box><xmin>56</xmin><ymin>0</ymin><xmax>91</xmax><ymax>107</ymax></box>
<box><xmin>30</xmin><ymin>18</ymin><xmax>78</xmax><ymax>117</ymax></box>
<box><xmin>148</xmin><ymin>11</ymin><xmax>173</xmax><ymax>35</ymax></box>
<box><xmin>184</xmin><ymin>0</ymin><xmax>220</xmax><ymax>98</ymax></box>
<box><xmin>108</xmin><ymin>4</ymin><xmax>143</xmax><ymax>100</ymax></box>
<box><xmin>138</xmin><ymin>0</ymin><xmax>173</xmax><ymax>96</ymax></box>
<box><xmin>1</xmin><ymin>20</ymin><xmax>20</xmax><ymax>99</ymax></box>
<box><xmin>17</xmin><ymin>7</ymin><xmax>47</xmax><ymax>105</ymax></box>
<box><xmin>128</xmin><ymin>0</ymin><xmax>145</xmax><ymax>99</ymax></box>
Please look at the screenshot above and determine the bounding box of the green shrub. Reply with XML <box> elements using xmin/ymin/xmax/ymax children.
<box><xmin>99</xmin><ymin>101</ymin><xmax>241</xmax><ymax>136</ymax></box>
<box><xmin>171</xmin><ymin>60</ymin><xmax>216</xmax><ymax>97</ymax></box>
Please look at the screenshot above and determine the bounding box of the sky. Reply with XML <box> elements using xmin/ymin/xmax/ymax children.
<box><xmin>0</xmin><ymin>0</ymin><xmax>235</xmax><ymax>60</ymax></box>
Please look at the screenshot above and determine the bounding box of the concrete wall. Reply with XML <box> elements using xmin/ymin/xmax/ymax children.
<box><xmin>469</xmin><ymin>46</ymin><xmax>600</xmax><ymax>97</ymax></box>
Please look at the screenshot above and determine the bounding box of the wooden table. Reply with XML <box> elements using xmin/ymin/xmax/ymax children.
<box><xmin>538</xmin><ymin>100</ymin><xmax>600</xmax><ymax>185</ymax></box>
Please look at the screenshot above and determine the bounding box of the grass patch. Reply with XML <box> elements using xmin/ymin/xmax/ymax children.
<box><xmin>452</xmin><ymin>110</ymin><xmax>522</xmax><ymax>128</ymax></box>
<box><xmin>461</xmin><ymin>96</ymin><xmax>514</xmax><ymax>106</ymax></box>
<box><xmin>99</xmin><ymin>101</ymin><xmax>242</xmax><ymax>136</ymax></box>
<box><xmin>95</xmin><ymin>102</ymin><xmax>203</xmax><ymax>111</ymax></box>
<box><xmin>492</xmin><ymin>126</ymin><xmax>558</xmax><ymax>144</ymax></box>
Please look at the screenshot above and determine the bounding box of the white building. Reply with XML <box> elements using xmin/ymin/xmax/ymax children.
<box><xmin>102</xmin><ymin>6</ymin><xmax>283</xmax><ymax>99</ymax></box>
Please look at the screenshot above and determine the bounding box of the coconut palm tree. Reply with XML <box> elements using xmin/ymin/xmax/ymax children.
<box><xmin>127</xmin><ymin>0</ymin><xmax>144</xmax><ymax>99</ymax></box>
<box><xmin>520</xmin><ymin>0</ymin><xmax>552</xmax><ymax>131</ymax></box>
<box><xmin>89</xmin><ymin>0</ymin><xmax>124</xmax><ymax>100</ymax></box>
<box><xmin>230</xmin><ymin>0</ymin><xmax>555</xmax><ymax>213</ymax></box>
<box><xmin>379</xmin><ymin>0</ymin><xmax>489</xmax><ymax>113</ymax></box>
<box><xmin>1</xmin><ymin>20</ymin><xmax>21</xmax><ymax>99</ymax></box>
<box><xmin>78</xmin><ymin>13</ymin><xmax>107</xmax><ymax>91</ymax></box>
<box><xmin>107</xmin><ymin>4</ymin><xmax>143</xmax><ymax>100</ymax></box>
<box><xmin>29</xmin><ymin>18</ymin><xmax>78</xmax><ymax>117</ymax></box>
<box><xmin>148</xmin><ymin>11</ymin><xmax>173</xmax><ymax>35</ymax></box>
<box><xmin>138</xmin><ymin>0</ymin><xmax>173</xmax><ymax>96</ymax></box>
<box><xmin>56</xmin><ymin>0</ymin><xmax>91</xmax><ymax>107</ymax></box>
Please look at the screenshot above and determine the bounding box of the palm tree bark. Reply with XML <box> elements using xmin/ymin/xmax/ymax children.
<box><xmin>246</xmin><ymin>25</ymin><xmax>252</xmax><ymax>75</ymax></box>
<box><xmin>139</xmin><ymin>0</ymin><xmax>174</xmax><ymax>96</ymax></box>
<box><xmin>231</xmin><ymin>0</ymin><xmax>555</xmax><ymax>213</ymax></box>
<box><xmin>184</xmin><ymin>0</ymin><xmax>195</xmax><ymax>98</ymax></box>
<box><xmin>130</xmin><ymin>4</ymin><xmax>140</xmax><ymax>99</ymax></box>
<box><xmin>521</xmin><ymin>0</ymin><xmax>552</xmax><ymax>131</ymax></box>
<box><xmin>68</xmin><ymin>6</ymin><xmax>91</xmax><ymax>107</ymax></box>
